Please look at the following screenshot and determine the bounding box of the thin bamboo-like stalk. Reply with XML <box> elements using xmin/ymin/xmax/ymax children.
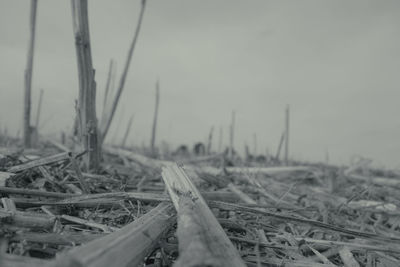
<box><xmin>229</xmin><ymin>110</ymin><xmax>236</xmax><ymax>159</ymax></box>
<box><xmin>101</xmin><ymin>0</ymin><xmax>147</xmax><ymax>142</ymax></box>
<box><xmin>102</xmin><ymin>59</ymin><xmax>114</xmax><ymax>112</ymax></box>
<box><xmin>34</xmin><ymin>89</ymin><xmax>43</xmax><ymax>129</ymax></box>
<box><xmin>253</xmin><ymin>133</ymin><xmax>257</xmax><ymax>155</ymax></box>
<box><xmin>110</xmin><ymin>107</ymin><xmax>124</xmax><ymax>145</ymax></box>
<box><xmin>218</xmin><ymin>126</ymin><xmax>223</xmax><ymax>153</ymax></box>
<box><xmin>284</xmin><ymin>105</ymin><xmax>290</xmax><ymax>165</ymax></box>
<box><xmin>23</xmin><ymin>0</ymin><xmax>38</xmax><ymax>148</ymax></box>
<box><xmin>206</xmin><ymin>125</ymin><xmax>214</xmax><ymax>155</ymax></box>
<box><xmin>120</xmin><ymin>114</ymin><xmax>134</xmax><ymax>148</ymax></box>
<box><xmin>100</xmin><ymin>59</ymin><xmax>114</xmax><ymax>129</ymax></box>
<box><xmin>150</xmin><ymin>79</ymin><xmax>159</xmax><ymax>155</ymax></box>
<box><xmin>275</xmin><ymin>131</ymin><xmax>285</xmax><ymax>161</ymax></box>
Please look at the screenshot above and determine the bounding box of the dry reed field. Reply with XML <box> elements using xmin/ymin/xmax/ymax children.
<box><xmin>1</xmin><ymin>1</ymin><xmax>400</xmax><ymax>267</ymax></box>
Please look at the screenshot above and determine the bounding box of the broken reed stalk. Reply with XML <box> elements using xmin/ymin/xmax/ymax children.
<box><xmin>161</xmin><ymin>164</ymin><xmax>246</xmax><ymax>267</ymax></box>
<box><xmin>35</xmin><ymin>88</ymin><xmax>44</xmax><ymax>129</ymax></box>
<box><xmin>71</xmin><ymin>0</ymin><xmax>100</xmax><ymax>170</ymax></box>
<box><xmin>218</xmin><ymin>125</ymin><xmax>223</xmax><ymax>153</ymax></box>
<box><xmin>120</xmin><ymin>114</ymin><xmax>134</xmax><ymax>148</ymax></box>
<box><xmin>102</xmin><ymin>59</ymin><xmax>114</xmax><ymax>114</ymax></box>
<box><xmin>275</xmin><ymin>131</ymin><xmax>285</xmax><ymax>161</ymax></box>
<box><xmin>48</xmin><ymin>203</ymin><xmax>175</xmax><ymax>267</ymax></box>
<box><xmin>284</xmin><ymin>104</ymin><xmax>290</xmax><ymax>165</ymax></box>
<box><xmin>206</xmin><ymin>125</ymin><xmax>214</xmax><ymax>154</ymax></box>
<box><xmin>229</xmin><ymin>110</ymin><xmax>236</xmax><ymax>159</ymax></box>
<box><xmin>100</xmin><ymin>59</ymin><xmax>114</xmax><ymax>129</ymax></box>
<box><xmin>244</xmin><ymin>143</ymin><xmax>250</xmax><ymax>159</ymax></box>
<box><xmin>100</xmin><ymin>0</ymin><xmax>147</xmax><ymax>142</ymax></box>
<box><xmin>23</xmin><ymin>0</ymin><xmax>38</xmax><ymax>148</ymax></box>
<box><xmin>110</xmin><ymin>107</ymin><xmax>124</xmax><ymax>144</ymax></box>
<box><xmin>253</xmin><ymin>132</ymin><xmax>257</xmax><ymax>155</ymax></box>
<box><xmin>150</xmin><ymin>79</ymin><xmax>159</xmax><ymax>155</ymax></box>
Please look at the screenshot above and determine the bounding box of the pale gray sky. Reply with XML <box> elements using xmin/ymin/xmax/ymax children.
<box><xmin>0</xmin><ymin>0</ymin><xmax>399</xmax><ymax>167</ymax></box>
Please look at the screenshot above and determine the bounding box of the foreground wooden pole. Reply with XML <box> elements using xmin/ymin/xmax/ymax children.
<box><xmin>71</xmin><ymin>0</ymin><xmax>100</xmax><ymax>170</ymax></box>
<box><xmin>284</xmin><ymin>105</ymin><xmax>290</xmax><ymax>165</ymax></box>
<box><xmin>161</xmin><ymin>164</ymin><xmax>246</xmax><ymax>267</ymax></box>
<box><xmin>23</xmin><ymin>0</ymin><xmax>38</xmax><ymax>148</ymax></box>
<box><xmin>101</xmin><ymin>0</ymin><xmax>147</xmax><ymax>142</ymax></box>
<box><xmin>150</xmin><ymin>79</ymin><xmax>160</xmax><ymax>155</ymax></box>
<box><xmin>47</xmin><ymin>203</ymin><xmax>175</xmax><ymax>267</ymax></box>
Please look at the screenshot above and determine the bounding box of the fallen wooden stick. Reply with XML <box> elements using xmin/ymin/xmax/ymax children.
<box><xmin>60</xmin><ymin>214</ymin><xmax>118</xmax><ymax>233</ymax></box>
<box><xmin>10</xmin><ymin>231</ymin><xmax>103</xmax><ymax>246</ymax></box>
<box><xmin>210</xmin><ymin>201</ymin><xmax>400</xmax><ymax>243</ymax></box>
<box><xmin>0</xmin><ymin>186</ymin><xmax>76</xmax><ymax>198</ymax></box>
<box><xmin>48</xmin><ymin>202</ymin><xmax>175</xmax><ymax>267</ymax></box>
<box><xmin>343</xmin><ymin>158</ymin><xmax>372</xmax><ymax>176</ymax></box>
<box><xmin>225</xmin><ymin>166</ymin><xmax>311</xmax><ymax>175</ymax></box>
<box><xmin>44</xmin><ymin>137</ymin><xmax>70</xmax><ymax>152</ymax></box>
<box><xmin>1</xmin><ymin>198</ymin><xmax>16</xmax><ymax>211</ymax></box>
<box><xmin>11</xmin><ymin>218</ymin><xmax>247</xmax><ymax>247</ymax></box>
<box><xmin>288</xmin><ymin>236</ymin><xmax>400</xmax><ymax>254</ymax></box>
<box><xmin>180</xmin><ymin>153</ymin><xmax>223</xmax><ymax>164</ymax></box>
<box><xmin>104</xmin><ymin>146</ymin><xmax>311</xmax><ymax>176</ymax></box>
<box><xmin>227</xmin><ymin>183</ymin><xmax>256</xmax><ymax>204</ymax></box>
<box><xmin>348</xmin><ymin>173</ymin><xmax>400</xmax><ymax>187</ymax></box>
<box><xmin>11</xmin><ymin>191</ymin><xmax>239</xmax><ymax>209</ymax></box>
<box><xmin>339</xmin><ymin>246</ymin><xmax>360</xmax><ymax>267</ymax></box>
<box><xmin>161</xmin><ymin>163</ymin><xmax>246</xmax><ymax>267</ymax></box>
<box><xmin>0</xmin><ymin>172</ymin><xmax>13</xmax><ymax>186</ymax></box>
<box><xmin>103</xmin><ymin>146</ymin><xmax>169</xmax><ymax>169</ymax></box>
<box><xmin>1</xmin><ymin>253</ymin><xmax>49</xmax><ymax>267</ymax></box>
<box><xmin>7</xmin><ymin>152</ymin><xmax>73</xmax><ymax>172</ymax></box>
<box><xmin>0</xmin><ymin>208</ymin><xmax>55</xmax><ymax>230</ymax></box>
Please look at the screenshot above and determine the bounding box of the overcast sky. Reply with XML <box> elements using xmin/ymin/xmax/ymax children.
<box><xmin>0</xmin><ymin>0</ymin><xmax>399</xmax><ymax>168</ymax></box>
